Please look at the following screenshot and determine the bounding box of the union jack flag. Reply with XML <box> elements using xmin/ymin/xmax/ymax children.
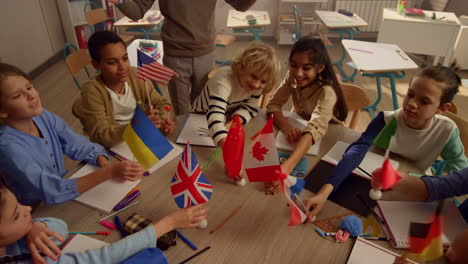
<box><xmin>137</xmin><ymin>49</ymin><xmax>177</xmax><ymax>85</ymax></box>
<box><xmin>170</xmin><ymin>144</ymin><xmax>213</xmax><ymax>208</ymax></box>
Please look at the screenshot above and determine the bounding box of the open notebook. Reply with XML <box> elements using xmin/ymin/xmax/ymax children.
<box><xmin>275</xmin><ymin>115</ymin><xmax>321</xmax><ymax>156</ymax></box>
<box><xmin>347</xmin><ymin>237</ymin><xmax>417</xmax><ymax>264</ymax></box>
<box><xmin>376</xmin><ymin>200</ymin><xmax>468</xmax><ymax>248</ymax></box>
<box><xmin>175</xmin><ymin>114</ymin><xmax>216</xmax><ymax>147</ymax></box>
<box><xmin>62</xmin><ymin>234</ymin><xmax>109</xmax><ymax>254</ymax></box>
<box><xmin>110</xmin><ymin>141</ymin><xmax>183</xmax><ymax>174</ymax></box>
<box><xmin>69</xmin><ymin>164</ymin><xmax>141</xmax><ymax>213</ymax></box>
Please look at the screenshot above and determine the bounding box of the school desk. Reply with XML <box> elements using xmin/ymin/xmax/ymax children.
<box><xmin>342</xmin><ymin>39</ymin><xmax>418</xmax><ymax>118</ymax></box>
<box><xmin>377</xmin><ymin>8</ymin><xmax>460</xmax><ymax>67</ymax></box>
<box><xmin>315</xmin><ymin>10</ymin><xmax>368</xmax><ymax>82</ymax></box>
<box><xmin>114</xmin><ymin>10</ymin><xmax>164</xmax><ymax>40</ymax></box>
<box><xmin>227</xmin><ymin>10</ymin><xmax>271</xmax><ymax>41</ymax></box>
<box><xmin>32</xmin><ymin>117</ymin><xmax>431</xmax><ymax>263</ymax></box>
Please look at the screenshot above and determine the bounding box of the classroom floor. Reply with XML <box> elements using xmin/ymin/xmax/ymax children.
<box><xmin>32</xmin><ymin>37</ymin><xmax>468</xmax><ymax>149</ymax></box>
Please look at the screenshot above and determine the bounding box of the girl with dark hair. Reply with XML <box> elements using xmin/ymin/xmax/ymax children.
<box><xmin>266</xmin><ymin>35</ymin><xmax>347</xmax><ymax>194</ymax></box>
<box><xmin>303</xmin><ymin>62</ymin><xmax>468</xmax><ymax>220</ymax></box>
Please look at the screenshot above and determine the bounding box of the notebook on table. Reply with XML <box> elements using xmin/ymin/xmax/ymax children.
<box><xmin>175</xmin><ymin>114</ymin><xmax>216</xmax><ymax>147</ymax></box>
<box><xmin>62</xmin><ymin>234</ymin><xmax>109</xmax><ymax>254</ymax></box>
<box><xmin>69</xmin><ymin>164</ymin><xmax>141</xmax><ymax>213</ymax></box>
<box><xmin>347</xmin><ymin>237</ymin><xmax>417</xmax><ymax>264</ymax></box>
<box><xmin>109</xmin><ymin>141</ymin><xmax>183</xmax><ymax>174</ymax></box>
<box><xmin>376</xmin><ymin>200</ymin><xmax>467</xmax><ymax>248</ymax></box>
<box><xmin>275</xmin><ymin>116</ymin><xmax>321</xmax><ymax>156</ymax></box>
<box><xmin>304</xmin><ymin>141</ymin><xmax>399</xmax><ymax>217</ymax></box>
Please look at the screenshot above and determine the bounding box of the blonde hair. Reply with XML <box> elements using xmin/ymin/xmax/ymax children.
<box><xmin>231</xmin><ymin>42</ymin><xmax>280</xmax><ymax>95</ymax></box>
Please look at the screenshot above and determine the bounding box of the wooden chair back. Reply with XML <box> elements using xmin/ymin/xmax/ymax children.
<box><xmin>442</xmin><ymin>111</ymin><xmax>468</xmax><ymax>157</ymax></box>
<box><xmin>65</xmin><ymin>49</ymin><xmax>91</xmax><ymax>76</ymax></box>
<box><xmin>86</xmin><ymin>8</ymin><xmax>108</xmax><ymax>26</ymax></box>
<box><xmin>341</xmin><ymin>83</ymin><xmax>371</xmax><ymax>129</ymax></box>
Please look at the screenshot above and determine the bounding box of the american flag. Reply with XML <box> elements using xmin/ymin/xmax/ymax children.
<box><xmin>170</xmin><ymin>144</ymin><xmax>213</xmax><ymax>208</ymax></box>
<box><xmin>137</xmin><ymin>49</ymin><xmax>177</xmax><ymax>85</ymax></box>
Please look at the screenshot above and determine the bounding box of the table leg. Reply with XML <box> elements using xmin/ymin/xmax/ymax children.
<box><xmin>233</xmin><ymin>27</ymin><xmax>266</xmax><ymax>41</ymax></box>
<box><xmin>329</xmin><ymin>28</ymin><xmax>360</xmax><ymax>82</ymax></box>
<box><xmin>363</xmin><ymin>76</ymin><xmax>382</xmax><ymax>118</ymax></box>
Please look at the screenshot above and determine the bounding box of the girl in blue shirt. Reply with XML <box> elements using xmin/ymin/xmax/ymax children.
<box><xmin>0</xmin><ymin>63</ymin><xmax>144</xmax><ymax>205</ymax></box>
<box><xmin>0</xmin><ymin>176</ymin><xmax>208</xmax><ymax>264</ymax></box>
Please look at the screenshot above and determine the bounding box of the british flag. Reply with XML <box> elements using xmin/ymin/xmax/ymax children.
<box><xmin>170</xmin><ymin>144</ymin><xmax>213</xmax><ymax>208</ymax></box>
<box><xmin>137</xmin><ymin>49</ymin><xmax>177</xmax><ymax>85</ymax></box>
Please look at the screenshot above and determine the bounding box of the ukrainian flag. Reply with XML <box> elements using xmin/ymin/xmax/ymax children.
<box><xmin>122</xmin><ymin>106</ymin><xmax>173</xmax><ymax>169</ymax></box>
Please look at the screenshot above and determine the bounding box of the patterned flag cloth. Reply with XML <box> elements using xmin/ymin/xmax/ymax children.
<box><xmin>244</xmin><ymin>117</ymin><xmax>281</xmax><ymax>182</ymax></box>
<box><xmin>122</xmin><ymin>106</ymin><xmax>173</xmax><ymax>170</ymax></box>
<box><xmin>408</xmin><ymin>201</ymin><xmax>445</xmax><ymax>262</ymax></box>
<box><xmin>171</xmin><ymin>144</ymin><xmax>213</xmax><ymax>208</ymax></box>
<box><xmin>278</xmin><ymin>172</ymin><xmax>307</xmax><ymax>226</ymax></box>
<box><xmin>223</xmin><ymin>116</ymin><xmax>245</xmax><ymax>179</ymax></box>
<box><xmin>137</xmin><ymin>49</ymin><xmax>177</xmax><ymax>85</ymax></box>
<box><xmin>380</xmin><ymin>158</ymin><xmax>402</xmax><ymax>190</ymax></box>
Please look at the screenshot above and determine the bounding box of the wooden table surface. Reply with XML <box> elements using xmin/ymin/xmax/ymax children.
<box><xmin>33</xmin><ymin>115</ymin><xmax>442</xmax><ymax>263</ymax></box>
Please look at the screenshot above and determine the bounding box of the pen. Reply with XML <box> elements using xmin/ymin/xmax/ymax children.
<box><xmin>175</xmin><ymin>230</ymin><xmax>198</xmax><ymax>250</ymax></box>
<box><xmin>357</xmin><ymin>166</ymin><xmax>372</xmax><ymax>178</ymax></box>
<box><xmin>69</xmin><ymin>231</ymin><xmax>111</xmax><ymax>235</ymax></box>
<box><xmin>348</xmin><ymin>48</ymin><xmax>374</xmax><ymax>54</ymax></box>
<box><xmin>355</xmin><ymin>192</ymin><xmax>385</xmax><ymax>224</ymax></box>
<box><xmin>179</xmin><ymin>246</ymin><xmax>211</xmax><ymax>264</ymax></box>
<box><xmin>114</xmin><ymin>215</ymin><xmax>127</xmax><ymax>238</ymax></box>
<box><xmin>363</xmin><ymin>236</ymin><xmax>389</xmax><ymax>241</ymax></box>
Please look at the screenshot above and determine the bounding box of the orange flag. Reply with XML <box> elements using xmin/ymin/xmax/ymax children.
<box><xmin>380</xmin><ymin>158</ymin><xmax>402</xmax><ymax>190</ymax></box>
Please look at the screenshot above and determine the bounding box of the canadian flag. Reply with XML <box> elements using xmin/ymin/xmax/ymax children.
<box><xmin>244</xmin><ymin>117</ymin><xmax>281</xmax><ymax>182</ymax></box>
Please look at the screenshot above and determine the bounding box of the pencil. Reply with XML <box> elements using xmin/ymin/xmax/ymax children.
<box><xmin>179</xmin><ymin>246</ymin><xmax>211</xmax><ymax>264</ymax></box>
<box><xmin>357</xmin><ymin>166</ymin><xmax>372</xmax><ymax>178</ymax></box>
<box><xmin>98</xmin><ymin>201</ymin><xmax>139</xmax><ymax>222</ymax></box>
<box><xmin>355</xmin><ymin>192</ymin><xmax>385</xmax><ymax>224</ymax></box>
<box><xmin>209</xmin><ymin>205</ymin><xmax>242</xmax><ymax>234</ymax></box>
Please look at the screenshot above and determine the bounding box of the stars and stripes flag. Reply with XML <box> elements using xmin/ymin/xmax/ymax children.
<box><xmin>170</xmin><ymin>144</ymin><xmax>213</xmax><ymax>208</ymax></box>
<box><xmin>278</xmin><ymin>172</ymin><xmax>307</xmax><ymax>226</ymax></box>
<box><xmin>137</xmin><ymin>49</ymin><xmax>177</xmax><ymax>85</ymax></box>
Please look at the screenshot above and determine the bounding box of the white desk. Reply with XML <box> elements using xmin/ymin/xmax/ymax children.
<box><xmin>342</xmin><ymin>40</ymin><xmax>418</xmax><ymax>117</ymax></box>
<box><xmin>227</xmin><ymin>10</ymin><xmax>270</xmax><ymax>41</ymax></box>
<box><xmin>114</xmin><ymin>10</ymin><xmax>164</xmax><ymax>27</ymax></box>
<box><xmin>377</xmin><ymin>8</ymin><xmax>460</xmax><ymax>66</ymax></box>
<box><xmin>315</xmin><ymin>10</ymin><xmax>368</xmax><ymax>29</ymax></box>
<box><xmin>127</xmin><ymin>39</ymin><xmax>163</xmax><ymax>66</ymax></box>
<box><xmin>315</xmin><ymin>10</ymin><xmax>368</xmax><ymax>82</ymax></box>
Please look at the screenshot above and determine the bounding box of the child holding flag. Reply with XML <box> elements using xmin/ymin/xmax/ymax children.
<box><xmin>79</xmin><ymin>30</ymin><xmax>176</xmax><ymax>148</ymax></box>
<box><xmin>304</xmin><ymin>64</ymin><xmax>468</xmax><ymax>220</ymax></box>
<box><xmin>265</xmin><ymin>36</ymin><xmax>348</xmax><ymax>194</ymax></box>
<box><xmin>0</xmin><ymin>175</ymin><xmax>208</xmax><ymax>264</ymax></box>
<box><xmin>0</xmin><ymin>63</ymin><xmax>143</xmax><ymax>206</ymax></box>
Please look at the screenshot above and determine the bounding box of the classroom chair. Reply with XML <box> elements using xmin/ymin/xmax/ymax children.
<box><xmin>84</xmin><ymin>2</ymin><xmax>134</xmax><ymax>45</ymax></box>
<box><xmin>63</xmin><ymin>43</ymin><xmax>92</xmax><ymax>89</ymax></box>
<box><xmin>340</xmin><ymin>83</ymin><xmax>371</xmax><ymax>130</ymax></box>
<box><xmin>215</xmin><ymin>35</ymin><xmax>236</xmax><ymax>67</ymax></box>
<box><xmin>292</xmin><ymin>5</ymin><xmax>303</xmax><ymax>42</ymax></box>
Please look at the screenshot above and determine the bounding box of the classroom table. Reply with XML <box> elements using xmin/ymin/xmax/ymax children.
<box><xmin>377</xmin><ymin>8</ymin><xmax>460</xmax><ymax>67</ymax></box>
<box><xmin>342</xmin><ymin>39</ymin><xmax>419</xmax><ymax>118</ymax></box>
<box><xmin>114</xmin><ymin>10</ymin><xmax>164</xmax><ymax>40</ymax></box>
<box><xmin>315</xmin><ymin>10</ymin><xmax>368</xmax><ymax>82</ymax></box>
<box><xmin>227</xmin><ymin>10</ymin><xmax>271</xmax><ymax>41</ymax></box>
<box><xmin>33</xmin><ymin>116</ymin><xmax>436</xmax><ymax>263</ymax></box>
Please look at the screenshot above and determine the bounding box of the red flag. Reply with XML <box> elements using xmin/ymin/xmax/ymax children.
<box><xmin>244</xmin><ymin>117</ymin><xmax>281</xmax><ymax>182</ymax></box>
<box><xmin>380</xmin><ymin>158</ymin><xmax>402</xmax><ymax>190</ymax></box>
<box><xmin>277</xmin><ymin>171</ymin><xmax>307</xmax><ymax>226</ymax></box>
<box><xmin>223</xmin><ymin>116</ymin><xmax>245</xmax><ymax>179</ymax></box>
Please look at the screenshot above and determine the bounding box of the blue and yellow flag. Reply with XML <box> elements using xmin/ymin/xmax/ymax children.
<box><xmin>122</xmin><ymin>106</ymin><xmax>173</xmax><ymax>169</ymax></box>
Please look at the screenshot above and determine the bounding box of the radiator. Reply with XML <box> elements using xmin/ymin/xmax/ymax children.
<box><xmin>336</xmin><ymin>0</ymin><xmax>397</xmax><ymax>32</ymax></box>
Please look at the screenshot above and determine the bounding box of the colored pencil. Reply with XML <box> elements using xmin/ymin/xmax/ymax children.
<box><xmin>179</xmin><ymin>246</ymin><xmax>211</xmax><ymax>264</ymax></box>
<box><xmin>357</xmin><ymin>166</ymin><xmax>373</xmax><ymax>178</ymax></box>
<box><xmin>114</xmin><ymin>216</ymin><xmax>127</xmax><ymax>238</ymax></box>
<box><xmin>209</xmin><ymin>205</ymin><xmax>242</xmax><ymax>234</ymax></box>
<box><xmin>98</xmin><ymin>201</ymin><xmax>139</xmax><ymax>222</ymax></box>
<box><xmin>348</xmin><ymin>48</ymin><xmax>374</xmax><ymax>54</ymax></box>
<box><xmin>69</xmin><ymin>231</ymin><xmax>111</xmax><ymax>235</ymax></box>
<box><xmin>175</xmin><ymin>230</ymin><xmax>198</xmax><ymax>250</ymax></box>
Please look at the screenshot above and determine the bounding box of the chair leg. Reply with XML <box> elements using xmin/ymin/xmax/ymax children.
<box><xmin>349</xmin><ymin>111</ymin><xmax>359</xmax><ymax>130</ymax></box>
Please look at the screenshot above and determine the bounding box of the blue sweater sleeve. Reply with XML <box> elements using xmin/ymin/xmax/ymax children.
<box><xmin>325</xmin><ymin>111</ymin><xmax>386</xmax><ymax>190</ymax></box>
<box><xmin>49</xmin><ymin>111</ymin><xmax>108</xmax><ymax>165</ymax></box>
<box><xmin>51</xmin><ymin>226</ymin><xmax>157</xmax><ymax>264</ymax></box>
<box><xmin>421</xmin><ymin>167</ymin><xmax>468</xmax><ymax>201</ymax></box>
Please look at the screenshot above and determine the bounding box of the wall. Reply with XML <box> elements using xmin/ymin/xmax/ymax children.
<box><xmin>0</xmin><ymin>0</ymin><xmax>65</xmax><ymax>73</ymax></box>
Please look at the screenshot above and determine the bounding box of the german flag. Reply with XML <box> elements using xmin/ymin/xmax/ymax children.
<box><xmin>408</xmin><ymin>201</ymin><xmax>444</xmax><ymax>262</ymax></box>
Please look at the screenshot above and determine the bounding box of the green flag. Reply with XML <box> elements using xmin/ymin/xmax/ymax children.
<box><xmin>373</xmin><ymin>117</ymin><xmax>397</xmax><ymax>149</ymax></box>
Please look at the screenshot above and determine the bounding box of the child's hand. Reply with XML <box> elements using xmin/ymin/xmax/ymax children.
<box><xmin>284</xmin><ymin>127</ymin><xmax>302</xmax><ymax>144</ymax></box>
<box><xmin>161</xmin><ymin>119</ymin><xmax>175</xmax><ymax>135</ymax></box>
<box><xmin>303</xmin><ymin>193</ymin><xmax>327</xmax><ymax>221</ymax></box>
<box><xmin>111</xmin><ymin>160</ymin><xmax>144</xmax><ymax>181</ymax></box>
<box><xmin>97</xmin><ymin>155</ymin><xmax>109</xmax><ymax>168</ymax></box>
<box><xmin>168</xmin><ymin>204</ymin><xmax>208</xmax><ymax>229</ymax></box>
<box><xmin>217</xmin><ymin>138</ymin><xmax>226</xmax><ymax>148</ymax></box>
<box><xmin>26</xmin><ymin>222</ymin><xmax>64</xmax><ymax>264</ymax></box>
<box><xmin>145</xmin><ymin>108</ymin><xmax>162</xmax><ymax>128</ymax></box>
<box><xmin>264</xmin><ymin>181</ymin><xmax>280</xmax><ymax>195</ymax></box>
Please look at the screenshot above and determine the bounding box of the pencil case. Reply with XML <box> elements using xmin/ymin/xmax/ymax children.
<box><xmin>124</xmin><ymin>213</ymin><xmax>177</xmax><ymax>251</ymax></box>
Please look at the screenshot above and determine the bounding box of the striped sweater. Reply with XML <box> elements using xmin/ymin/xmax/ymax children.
<box><xmin>190</xmin><ymin>66</ymin><xmax>262</xmax><ymax>145</ymax></box>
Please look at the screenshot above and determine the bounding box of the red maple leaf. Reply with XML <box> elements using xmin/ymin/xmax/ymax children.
<box><xmin>251</xmin><ymin>141</ymin><xmax>269</xmax><ymax>161</ymax></box>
